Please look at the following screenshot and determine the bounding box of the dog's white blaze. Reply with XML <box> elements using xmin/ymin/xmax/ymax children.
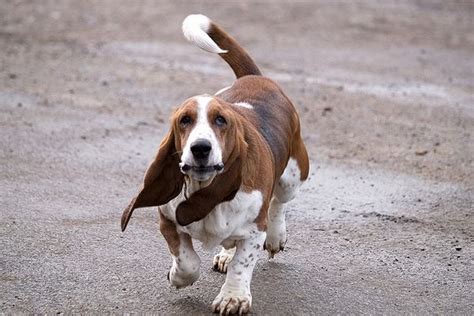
<box><xmin>233</xmin><ymin>102</ymin><xmax>254</xmax><ymax>109</ymax></box>
<box><xmin>182</xmin><ymin>14</ymin><xmax>228</xmax><ymax>54</ymax></box>
<box><xmin>180</xmin><ymin>95</ymin><xmax>223</xmax><ymax>170</ymax></box>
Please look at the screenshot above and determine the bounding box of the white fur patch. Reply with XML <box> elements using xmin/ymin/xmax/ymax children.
<box><xmin>168</xmin><ymin>237</ymin><xmax>201</xmax><ymax>288</ymax></box>
<box><xmin>161</xmin><ymin>185</ymin><xmax>263</xmax><ymax>250</ymax></box>
<box><xmin>182</xmin><ymin>14</ymin><xmax>228</xmax><ymax>54</ymax></box>
<box><xmin>233</xmin><ymin>102</ymin><xmax>254</xmax><ymax>109</ymax></box>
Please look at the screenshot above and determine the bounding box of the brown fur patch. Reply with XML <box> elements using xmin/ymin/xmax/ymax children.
<box><xmin>159</xmin><ymin>211</ymin><xmax>180</xmax><ymax>256</ymax></box>
<box><xmin>208</xmin><ymin>23</ymin><xmax>262</xmax><ymax>79</ymax></box>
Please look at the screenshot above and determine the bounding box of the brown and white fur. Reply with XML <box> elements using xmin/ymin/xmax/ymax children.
<box><xmin>121</xmin><ymin>14</ymin><xmax>309</xmax><ymax>315</ymax></box>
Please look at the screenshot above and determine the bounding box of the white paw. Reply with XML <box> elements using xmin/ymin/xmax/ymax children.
<box><xmin>264</xmin><ymin>225</ymin><xmax>287</xmax><ymax>259</ymax></box>
<box><xmin>213</xmin><ymin>247</ymin><xmax>236</xmax><ymax>273</ymax></box>
<box><xmin>211</xmin><ymin>290</ymin><xmax>252</xmax><ymax>315</ymax></box>
<box><xmin>167</xmin><ymin>264</ymin><xmax>199</xmax><ymax>289</ymax></box>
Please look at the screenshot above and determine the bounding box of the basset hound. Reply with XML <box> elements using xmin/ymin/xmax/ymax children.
<box><xmin>121</xmin><ymin>14</ymin><xmax>309</xmax><ymax>315</ymax></box>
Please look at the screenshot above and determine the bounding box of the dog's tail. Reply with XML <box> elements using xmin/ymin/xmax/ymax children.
<box><xmin>182</xmin><ymin>14</ymin><xmax>262</xmax><ymax>79</ymax></box>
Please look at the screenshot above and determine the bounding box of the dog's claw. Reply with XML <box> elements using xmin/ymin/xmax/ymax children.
<box><xmin>213</xmin><ymin>248</ymin><xmax>235</xmax><ymax>274</ymax></box>
<box><xmin>264</xmin><ymin>239</ymin><xmax>286</xmax><ymax>259</ymax></box>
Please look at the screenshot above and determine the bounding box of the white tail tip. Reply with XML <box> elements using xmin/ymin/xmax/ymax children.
<box><xmin>182</xmin><ymin>14</ymin><xmax>228</xmax><ymax>54</ymax></box>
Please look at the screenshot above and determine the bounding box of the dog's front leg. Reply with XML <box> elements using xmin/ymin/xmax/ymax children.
<box><xmin>211</xmin><ymin>231</ymin><xmax>265</xmax><ymax>315</ymax></box>
<box><xmin>160</xmin><ymin>212</ymin><xmax>201</xmax><ymax>288</ymax></box>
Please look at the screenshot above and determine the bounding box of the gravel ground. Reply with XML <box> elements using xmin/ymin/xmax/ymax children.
<box><xmin>1</xmin><ymin>1</ymin><xmax>473</xmax><ymax>314</ymax></box>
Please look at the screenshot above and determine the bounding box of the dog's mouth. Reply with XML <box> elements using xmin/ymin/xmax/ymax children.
<box><xmin>180</xmin><ymin>163</ymin><xmax>224</xmax><ymax>174</ymax></box>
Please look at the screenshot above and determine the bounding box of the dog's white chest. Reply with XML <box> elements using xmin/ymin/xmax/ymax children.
<box><xmin>161</xmin><ymin>188</ymin><xmax>263</xmax><ymax>249</ymax></box>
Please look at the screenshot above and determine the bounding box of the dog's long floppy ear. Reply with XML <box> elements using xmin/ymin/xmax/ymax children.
<box><xmin>121</xmin><ymin>129</ymin><xmax>184</xmax><ymax>231</ymax></box>
<box><xmin>175</xmin><ymin>157</ymin><xmax>243</xmax><ymax>226</ymax></box>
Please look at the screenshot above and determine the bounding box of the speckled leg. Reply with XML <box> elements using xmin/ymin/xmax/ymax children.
<box><xmin>211</xmin><ymin>231</ymin><xmax>265</xmax><ymax>315</ymax></box>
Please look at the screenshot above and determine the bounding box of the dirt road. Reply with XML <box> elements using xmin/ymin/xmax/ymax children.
<box><xmin>1</xmin><ymin>1</ymin><xmax>473</xmax><ymax>314</ymax></box>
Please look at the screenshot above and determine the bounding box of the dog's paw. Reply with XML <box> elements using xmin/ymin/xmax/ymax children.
<box><xmin>213</xmin><ymin>247</ymin><xmax>236</xmax><ymax>273</ymax></box>
<box><xmin>167</xmin><ymin>266</ymin><xmax>199</xmax><ymax>289</ymax></box>
<box><xmin>264</xmin><ymin>229</ymin><xmax>287</xmax><ymax>259</ymax></box>
<box><xmin>211</xmin><ymin>290</ymin><xmax>251</xmax><ymax>315</ymax></box>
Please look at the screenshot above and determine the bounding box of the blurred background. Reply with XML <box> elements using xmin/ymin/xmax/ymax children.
<box><xmin>1</xmin><ymin>1</ymin><xmax>473</xmax><ymax>314</ymax></box>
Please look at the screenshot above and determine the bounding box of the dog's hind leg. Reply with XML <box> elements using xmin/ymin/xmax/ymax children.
<box><xmin>265</xmin><ymin>155</ymin><xmax>307</xmax><ymax>258</ymax></box>
<box><xmin>264</xmin><ymin>197</ymin><xmax>287</xmax><ymax>258</ymax></box>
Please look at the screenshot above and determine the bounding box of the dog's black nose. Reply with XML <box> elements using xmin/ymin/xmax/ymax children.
<box><xmin>190</xmin><ymin>139</ymin><xmax>212</xmax><ymax>160</ymax></box>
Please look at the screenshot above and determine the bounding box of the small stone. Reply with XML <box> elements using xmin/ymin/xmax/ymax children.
<box><xmin>415</xmin><ymin>149</ymin><xmax>428</xmax><ymax>156</ymax></box>
<box><xmin>322</xmin><ymin>107</ymin><xmax>333</xmax><ymax>116</ymax></box>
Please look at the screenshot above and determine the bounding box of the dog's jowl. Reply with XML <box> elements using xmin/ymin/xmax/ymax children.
<box><xmin>121</xmin><ymin>14</ymin><xmax>309</xmax><ymax>315</ymax></box>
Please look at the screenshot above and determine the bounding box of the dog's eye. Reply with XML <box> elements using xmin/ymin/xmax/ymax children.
<box><xmin>180</xmin><ymin>116</ymin><xmax>192</xmax><ymax>126</ymax></box>
<box><xmin>215</xmin><ymin>115</ymin><xmax>227</xmax><ymax>126</ymax></box>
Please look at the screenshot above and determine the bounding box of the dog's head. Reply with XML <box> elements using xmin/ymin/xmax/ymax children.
<box><xmin>121</xmin><ymin>95</ymin><xmax>247</xmax><ymax>231</ymax></box>
<box><xmin>176</xmin><ymin>95</ymin><xmax>244</xmax><ymax>181</ymax></box>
